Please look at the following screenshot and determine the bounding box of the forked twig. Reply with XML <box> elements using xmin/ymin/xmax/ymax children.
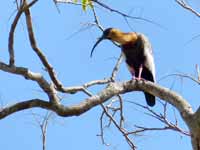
<box><xmin>101</xmin><ymin>104</ymin><xmax>136</xmax><ymax>149</ymax></box>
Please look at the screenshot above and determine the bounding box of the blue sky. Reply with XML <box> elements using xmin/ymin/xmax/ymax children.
<box><xmin>1</xmin><ymin>0</ymin><xmax>200</xmax><ymax>149</ymax></box>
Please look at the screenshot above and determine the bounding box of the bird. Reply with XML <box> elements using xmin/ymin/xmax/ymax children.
<box><xmin>90</xmin><ymin>28</ymin><xmax>156</xmax><ymax>107</ymax></box>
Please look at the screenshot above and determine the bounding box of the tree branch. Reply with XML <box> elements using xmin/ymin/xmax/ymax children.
<box><xmin>24</xmin><ymin>1</ymin><xmax>65</xmax><ymax>93</ymax></box>
<box><xmin>62</xmin><ymin>78</ymin><xmax>110</xmax><ymax>94</ymax></box>
<box><xmin>8</xmin><ymin>2</ymin><xmax>24</xmax><ymax>66</ymax></box>
<box><xmin>0</xmin><ymin>99</ymin><xmax>51</xmax><ymax>119</ymax></box>
<box><xmin>0</xmin><ymin>80</ymin><xmax>194</xmax><ymax>122</ymax></box>
<box><xmin>101</xmin><ymin>103</ymin><xmax>136</xmax><ymax>149</ymax></box>
<box><xmin>176</xmin><ymin>0</ymin><xmax>200</xmax><ymax>17</ymax></box>
<box><xmin>110</xmin><ymin>52</ymin><xmax>124</xmax><ymax>81</ymax></box>
<box><xmin>0</xmin><ymin>61</ymin><xmax>59</xmax><ymax>103</ymax></box>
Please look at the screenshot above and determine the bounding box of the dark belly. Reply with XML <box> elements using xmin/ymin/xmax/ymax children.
<box><xmin>122</xmin><ymin>39</ymin><xmax>145</xmax><ymax>69</ymax></box>
<box><xmin>123</xmin><ymin>48</ymin><xmax>145</xmax><ymax>69</ymax></box>
<box><xmin>122</xmin><ymin>44</ymin><xmax>154</xmax><ymax>82</ymax></box>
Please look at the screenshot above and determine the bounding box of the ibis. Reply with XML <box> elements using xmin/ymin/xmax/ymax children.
<box><xmin>91</xmin><ymin>28</ymin><xmax>156</xmax><ymax>107</ymax></box>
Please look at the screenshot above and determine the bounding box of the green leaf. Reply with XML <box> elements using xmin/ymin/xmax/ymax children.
<box><xmin>81</xmin><ymin>0</ymin><xmax>93</xmax><ymax>11</ymax></box>
<box><xmin>73</xmin><ymin>0</ymin><xmax>78</xmax><ymax>3</ymax></box>
<box><xmin>88</xmin><ymin>0</ymin><xmax>93</xmax><ymax>9</ymax></box>
<box><xmin>82</xmin><ymin>0</ymin><xmax>88</xmax><ymax>11</ymax></box>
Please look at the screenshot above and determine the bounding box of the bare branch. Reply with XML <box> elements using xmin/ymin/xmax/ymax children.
<box><xmin>163</xmin><ymin>73</ymin><xmax>200</xmax><ymax>85</ymax></box>
<box><xmin>56</xmin><ymin>0</ymin><xmax>82</xmax><ymax>6</ymax></box>
<box><xmin>33</xmin><ymin>111</ymin><xmax>54</xmax><ymax>150</ymax></box>
<box><xmin>92</xmin><ymin>0</ymin><xmax>164</xmax><ymax>29</ymax></box>
<box><xmin>56</xmin><ymin>0</ymin><xmax>164</xmax><ymax>29</ymax></box>
<box><xmin>0</xmin><ymin>99</ymin><xmax>51</xmax><ymax>119</ymax></box>
<box><xmin>196</xmin><ymin>64</ymin><xmax>200</xmax><ymax>81</ymax></box>
<box><xmin>62</xmin><ymin>78</ymin><xmax>110</xmax><ymax>94</ymax></box>
<box><xmin>8</xmin><ymin>1</ymin><xmax>25</xmax><ymax>66</ymax></box>
<box><xmin>8</xmin><ymin>0</ymin><xmax>38</xmax><ymax>66</ymax></box>
<box><xmin>176</xmin><ymin>0</ymin><xmax>200</xmax><ymax>17</ymax></box>
<box><xmin>128</xmin><ymin>125</ymin><xmax>189</xmax><ymax>136</ymax></box>
<box><xmin>101</xmin><ymin>104</ymin><xmax>136</xmax><ymax>149</ymax></box>
<box><xmin>126</xmin><ymin>101</ymin><xmax>190</xmax><ymax>136</ymax></box>
<box><xmin>0</xmin><ymin>79</ymin><xmax>194</xmax><ymax>124</ymax></box>
<box><xmin>91</xmin><ymin>7</ymin><xmax>104</xmax><ymax>31</ymax></box>
<box><xmin>97</xmin><ymin>111</ymin><xmax>110</xmax><ymax>146</ymax></box>
<box><xmin>110</xmin><ymin>52</ymin><xmax>124</xmax><ymax>81</ymax></box>
<box><xmin>23</xmin><ymin>1</ymin><xmax>64</xmax><ymax>93</ymax></box>
<box><xmin>0</xmin><ymin>61</ymin><xmax>59</xmax><ymax>103</ymax></box>
<box><xmin>118</xmin><ymin>95</ymin><xmax>124</xmax><ymax>127</ymax></box>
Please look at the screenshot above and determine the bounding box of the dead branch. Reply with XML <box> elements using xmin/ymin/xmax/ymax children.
<box><xmin>8</xmin><ymin>0</ymin><xmax>38</xmax><ymax>66</ymax></box>
<box><xmin>196</xmin><ymin>64</ymin><xmax>200</xmax><ymax>81</ymax></box>
<box><xmin>56</xmin><ymin>0</ymin><xmax>163</xmax><ymax>28</ymax></box>
<box><xmin>110</xmin><ymin>53</ymin><xmax>124</xmax><ymax>81</ymax></box>
<box><xmin>161</xmin><ymin>73</ymin><xmax>200</xmax><ymax>85</ymax></box>
<box><xmin>126</xmin><ymin>101</ymin><xmax>190</xmax><ymax>136</ymax></box>
<box><xmin>32</xmin><ymin>111</ymin><xmax>54</xmax><ymax>150</ymax></box>
<box><xmin>176</xmin><ymin>0</ymin><xmax>200</xmax><ymax>17</ymax></box>
<box><xmin>91</xmin><ymin>6</ymin><xmax>104</xmax><ymax>31</ymax></box>
<box><xmin>24</xmin><ymin>1</ymin><xmax>65</xmax><ymax>93</ymax></box>
<box><xmin>8</xmin><ymin>1</ymin><xmax>24</xmax><ymax>66</ymax></box>
<box><xmin>0</xmin><ymin>80</ymin><xmax>194</xmax><ymax>121</ymax></box>
<box><xmin>0</xmin><ymin>99</ymin><xmax>51</xmax><ymax>119</ymax></box>
<box><xmin>101</xmin><ymin>103</ymin><xmax>136</xmax><ymax>149</ymax></box>
<box><xmin>62</xmin><ymin>78</ymin><xmax>110</xmax><ymax>94</ymax></box>
<box><xmin>0</xmin><ymin>61</ymin><xmax>59</xmax><ymax>103</ymax></box>
<box><xmin>118</xmin><ymin>95</ymin><xmax>124</xmax><ymax>127</ymax></box>
<box><xmin>97</xmin><ymin>111</ymin><xmax>110</xmax><ymax>146</ymax></box>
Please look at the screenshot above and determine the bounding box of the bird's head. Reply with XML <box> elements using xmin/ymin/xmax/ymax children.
<box><xmin>90</xmin><ymin>28</ymin><xmax>137</xmax><ymax>57</ymax></box>
<box><xmin>90</xmin><ymin>28</ymin><xmax>123</xmax><ymax>57</ymax></box>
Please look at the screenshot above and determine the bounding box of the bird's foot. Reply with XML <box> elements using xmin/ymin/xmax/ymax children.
<box><xmin>132</xmin><ymin>77</ymin><xmax>145</xmax><ymax>81</ymax></box>
<box><xmin>132</xmin><ymin>76</ymin><xmax>136</xmax><ymax>80</ymax></box>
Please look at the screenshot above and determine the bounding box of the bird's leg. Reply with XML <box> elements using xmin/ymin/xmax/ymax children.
<box><xmin>138</xmin><ymin>64</ymin><xmax>143</xmax><ymax>80</ymax></box>
<box><xmin>129</xmin><ymin>67</ymin><xmax>136</xmax><ymax>80</ymax></box>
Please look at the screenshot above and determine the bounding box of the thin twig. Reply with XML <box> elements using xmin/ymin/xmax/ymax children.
<box><xmin>32</xmin><ymin>111</ymin><xmax>54</xmax><ymax>150</ymax></box>
<box><xmin>126</xmin><ymin>100</ymin><xmax>190</xmax><ymax>136</ymax></box>
<box><xmin>92</xmin><ymin>0</ymin><xmax>164</xmax><ymax>29</ymax></box>
<box><xmin>101</xmin><ymin>104</ymin><xmax>136</xmax><ymax>149</ymax></box>
<box><xmin>118</xmin><ymin>95</ymin><xmax>124</xmax><ymax>128</ymax></box>
<box><xmin>97</xmin><ymin>111</ymin><xmax>110</xmax><ymax>146</ymax></box>
<box><xmin>160</xmin><ymin>73</ymin><xmax>200</xmax><ymax>85</ymax></box>
<box><xmin>176</xmin><ymin>0</ymin><xmax>200</xmax><ymax>17</ymax></box>
<box><xmin>62</xmin><ymin>78</ymin><xmax>110</xmax><ymax>94</ymax></box>
<box><xmin>110</xmin><ymin>52</ymin><xmax>124</xmax><ymax>81</ymax></box>
<box><xmin>56</xmin><ymin>0</ymin><xmax>82</xmax><ymax>6</ymax></box>
<box><xmin>196</xmin><ymin>64</ymin><xmax>200</xmax><ymax>81</ymax></box>
<box><xmin>92</xmin><ymin>6</ymin><xmax>104</xmax><ymax>31</ymax></box>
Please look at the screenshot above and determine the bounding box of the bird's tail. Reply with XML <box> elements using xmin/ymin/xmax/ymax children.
<box><xmin>144</xmin><ymin>92</ymin><xmax>155</xmax><ymax>107</ymax></box>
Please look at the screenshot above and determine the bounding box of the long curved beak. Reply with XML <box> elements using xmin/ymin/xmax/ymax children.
<box><xmin>90</xmin><ymin>36</ymin><xmax>105</xmax><ymax>58</ymax></box>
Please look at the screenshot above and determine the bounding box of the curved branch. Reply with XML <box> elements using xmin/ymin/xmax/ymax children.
<box><xmin>8</xmin><ymin>2</ymin><xmax>25</xmax><ymax>66</ymax></box>
<box><xmin>8</xmin><ymin>0</ymin><xmax>38</xmax><ymax>66</ymax></box>
<box><xmin>24</xmin><ymin>2</ymin><xmax>64</xmax><ymax>92</ymax></box>
<box><xmin>0</xmin><ymin>61</ymin><xmax>59</xmax><ymax>103</ymax></box>
<box><xmin>131</xmin><ymin>80</ymin><xmax>194</xmax><ymax>120</ymax></box>
<box><xmin>54</xmin><ymin>80</ymin><xmax>194</xmax><ymax>122</ymax></box>
<box><xmin>0</xmin><ymin>99</ymin><xmax>51</xmax><ymax>119</ymax></box>
<box><xmin>0</xmin><ymin>80</ymin><xmax>194</xmax><ymax>123</ymax></box>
